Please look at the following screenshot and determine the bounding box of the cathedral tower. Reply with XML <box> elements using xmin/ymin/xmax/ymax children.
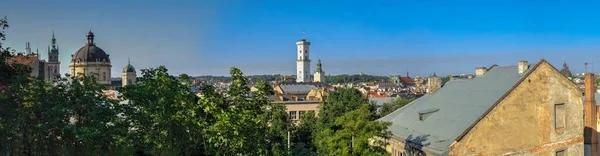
<box><xmin>122</xmin><ymin>58</ymin><xmax>136</xmax><ymax>87</ymax></box>
<box><xmin>296</xmin><ymin>36</ymin><xmax>311</xmax><ymax>82</ymax></box>
<box><xmin>314</xmin><ymin>59</ymin><xmax>325</xmax><ymax>83</ymax></box>
<box><xmin>47</xmin><ymin>31</ymin><xmax>61</xmax><ymax>81</ymax></box>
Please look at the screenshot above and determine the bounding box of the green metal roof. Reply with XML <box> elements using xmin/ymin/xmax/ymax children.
<box><xmin>379</xmin><ymin>65</ymin><xmax>531</xmax><ymax>155</ymax></box>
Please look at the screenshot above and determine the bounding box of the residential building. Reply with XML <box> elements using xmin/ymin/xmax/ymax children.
<box><xmin>379</xmin><ymin>60</ymin><xmax>584</xmax><ymax>155</ymax></box>
<box><xmin>426</xmin><ymin>73</ymin><xmax>442</xmax><ymax>93</ymax></box>
<box><xmin>8</xmin><ymin>52</ymin><xmax>44</xmax><ymax>79</ymax></box>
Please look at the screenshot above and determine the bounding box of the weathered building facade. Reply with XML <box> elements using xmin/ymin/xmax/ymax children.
<box><xmin>379</xmin><ymin>60</ymin><xmax>584</xmax><ymax>155</ymax></box>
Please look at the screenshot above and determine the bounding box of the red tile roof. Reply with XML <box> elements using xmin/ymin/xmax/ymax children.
<box><xmin>400</xmin><ymin>77</ymin><xmax>414</xmax><ymax>85</ymax></box>
<box><xmin>8</xmin><ymin>55</ymin><xmax>38</xmax><ymax>66</ymax></box>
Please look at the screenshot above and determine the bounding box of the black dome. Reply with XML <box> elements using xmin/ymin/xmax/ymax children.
<box><xmin>71</xmin><ymin>31</ymin><xmax>110</xmax><ymax>63</ymax></box>
<box><xmin>72</xmin><ymin>45</ymin><xmax>110</xmax><ymax>62</ymax></box>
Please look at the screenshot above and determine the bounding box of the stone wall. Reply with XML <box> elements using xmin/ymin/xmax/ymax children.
<box><xmin>449</xmin><ymin>61</ymin><xmax>584</xmax><ymax>155</ymax></box>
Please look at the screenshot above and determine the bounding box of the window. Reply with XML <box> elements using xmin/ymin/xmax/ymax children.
<box><xmin>289</xmin><ymin>111</ymin><xmax>297</xmax><ymax>120</ymax></box>
<box><xmin>103</xmin><ymin>72</ymin><xmax>107</xmax><ymax>81</ymax></box>
<box><xmin>555</xmin><ymin>149</ymin><xmax>565</xmax><ymax>156</ymax></box>
<box><xmin>299</xmin><ymin>111</ymin><xmax>306</xmax><ymax>117</ymax></box>
<box><xmin>418</xmin><ymin>108</ymin><xmax>439</xmax><ymax>121</ymax></box>
<box><xmin>555</xmin><ymin>103</ymin><xmax>566</xmax><ymax>129</ymax></box>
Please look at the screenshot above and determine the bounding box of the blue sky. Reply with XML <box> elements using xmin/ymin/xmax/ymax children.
<box><xmin>2</xmin><ymin>0</ymin><xmax>600</xmax><ymax>76</ymax></box>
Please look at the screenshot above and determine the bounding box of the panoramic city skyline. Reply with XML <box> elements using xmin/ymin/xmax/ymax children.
<box><xmin>2</xmin><ymin>0</ymin><xmax>600</xmax><ymax>77</ymax></box>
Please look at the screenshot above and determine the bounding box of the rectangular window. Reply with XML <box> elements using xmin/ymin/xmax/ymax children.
<box><xmin>289</xmin><ymin>111</ymin><xmax>297</xmax><ymax>120</ymax></box>
<box><xmin>299</xmin><ymin>111</ymin><xmax>306</xmax><ymax>117</ymax></box>
<box><xmin>555</xmin><ymin>103</ymin><xmax>566</xmax><ymax>129</ymax></box>
<box><xmin>555</xmin><ymin>149</ymin><xmax>565</xmax><ymax>156</ymax></box>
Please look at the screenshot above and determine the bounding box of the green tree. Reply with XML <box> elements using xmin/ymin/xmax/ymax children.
<box><xmin>318</xmin><ymin>88</ymin><xmax>366</xmax><ymax>125</ymax></box>
<box><xmin>201</xmin><ymin>67</ymin><xmax>274</xmax><ymax>155</ymax></box>
<box><xmin>379</xmin><ymin>97</ymin><xmax>416</xmax><ymax>117</ymax></box>
<box><xmin>317</xmin><ymin>104</ymin><xmax>390</xmax><ymax>155</ymax></box>
<box><xmin>292</xmin><ymin>111</ymin><xmax>317</xmax><ymax>156</ymax></box>
<box><xmin>314</xmin><ymin>88</ymin><xmax>390</xmax><ymax>155</ymax></box>
<box><xmin>60</xmin><ymin>76</ymin><xmax>122</xmax><ymax>155</ymax></box>
<box><xmin>119</xmin><ymin>66</ymin><xmax>202</xmax><ymax>155</ymax></box>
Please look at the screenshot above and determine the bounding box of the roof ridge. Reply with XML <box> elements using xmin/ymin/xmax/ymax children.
<box><xmin>454</xmin><ymin>59</ymin><xmax>569</xmax><ymax>142</ymax></box>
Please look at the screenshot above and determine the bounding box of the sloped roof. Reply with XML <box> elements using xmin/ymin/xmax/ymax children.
<box><xmin>279</xmin><ymin>84</ymin><xmax>317</xmax><ymax>95</ymax></box>
<box><xmin>400</xmin><ymin>77</ymin><xmax>415</xmax><ymax>85</ymax></box>
<box><xmin>8</xmin><ymin>55</ymin><xmax>38</xmax><ymax>66</ymax></box>
<box><xmin>379</xmin><ymin>64</ymin><xmax>535</xmax><ymax>154</ymax></box>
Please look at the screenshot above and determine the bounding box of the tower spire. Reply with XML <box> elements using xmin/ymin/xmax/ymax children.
<box><xmin>316</xmin><ymin>59</ymin><xmax>323</xmax><ymax>73</ymax></box>
<box><xmin>302</xmin><ymin>30</ymin><xmax>306</xmax><ymax>40</ymax></box>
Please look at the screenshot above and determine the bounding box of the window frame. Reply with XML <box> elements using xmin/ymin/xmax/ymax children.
<box><xmin>554</xmin><ymin>103</ymin><xmax>566</xmax><ymax>130</ymax></box>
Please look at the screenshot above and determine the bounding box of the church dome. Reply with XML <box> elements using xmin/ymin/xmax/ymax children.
<box><xmin>123</xmin><ymin>64</ymin><xmax>135</xmax><ymax>73</ymax></box>
<box><xmin>560</xmin><ymin>62</ymin><xmax>572</xmax><ymax>77</ymax></box>
<box><xmin>71</xmin><ymin>31</ymin><xmax>110</xmax><ymax>63</ymax></box>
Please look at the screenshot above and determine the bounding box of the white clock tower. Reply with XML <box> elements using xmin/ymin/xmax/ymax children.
<box><xmin>296</xmin><ymin>37</ymin><xmax>311</xmax><ymax>82</ymax></box>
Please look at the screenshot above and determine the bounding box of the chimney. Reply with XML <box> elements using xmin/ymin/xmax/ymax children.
<box><xmin>518</xmin><ymin>61</ymin><xmax>528</xmax><ymax>74</ymax></box>
<box><xmin>475</xmin><ymin>67</ymin><xmax>487</xmax><ymax>76</ymax></box>
<box><xmin>584</xmin><ymin>73</ymin><xmax>598</xmax><ymax>156</ymax></box>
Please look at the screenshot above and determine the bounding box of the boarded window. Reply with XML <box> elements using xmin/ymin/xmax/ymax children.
<box><xmin>555</xmin><ymin>149</ymin><xmax>565</xmax><ymax>156</ymax></box>
<box><xmin>555</xmin><ymin>103</ymin><xmax>565</xmax><ymax>129</ymax></box>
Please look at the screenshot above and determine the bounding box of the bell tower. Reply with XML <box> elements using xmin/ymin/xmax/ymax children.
<box><xmin>296</xmin><ymin>32</ymin><xmax>311</xmax><ymax>82</ymax></box>
<box><xmin>47</xmin><ymin>31</ymin><xmax>61</xmax><ymax>82</ymax></box>
<box><xmin>314</xmin><ymin>59</ymin><xmax>325</xmax><ymax>83</ymax></box>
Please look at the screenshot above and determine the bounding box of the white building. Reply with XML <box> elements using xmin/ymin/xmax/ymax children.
<box><xmin>296</xmin><ymin>38</ymin><xmax>311</xmax><ymax>82</ymax></box>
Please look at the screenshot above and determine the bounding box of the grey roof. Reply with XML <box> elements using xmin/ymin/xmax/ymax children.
<box><xmin>123</xmin><ymin>64</ymin><xmax>136</xmax><ymax>73</ymax></box>
<box><xmin>279</xmin><ymin>84</ymin><xmax>317</xmax><ymax>95</ymax></box>
<box><xmin>379</xmin><ymin>65</ymin><xmax>531</xmax><ymax>154</ymax></box>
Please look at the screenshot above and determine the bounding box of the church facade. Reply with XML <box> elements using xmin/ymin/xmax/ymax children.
<box><xmin>68</xmin><ymin>31</ymin><xmax>136</xmax><ymax>87</ymax></box>
<box><xmin>69</xmin><ymin>31</ymin><xmax>113</xmax><ymax>85</ymax></box>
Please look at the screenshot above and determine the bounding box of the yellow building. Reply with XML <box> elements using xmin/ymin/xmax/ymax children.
<box><xmin>380</xmin><ymin>60</ymin><xmax>584</xmax><ymax>155</ymax></box>
<box><xmin>121</xmin><ymin>59</ymin><xmax>136</xmax><ymax>87</ymax></box>
<box><xmin>271</xmin><ymin>83</ymin><xmax>328</xmax><ymax>121</ymax></box>
<box><xmin>69</xmin><ymin>31</ymin><xmax>112</xmax><ymax>85</ymax></box>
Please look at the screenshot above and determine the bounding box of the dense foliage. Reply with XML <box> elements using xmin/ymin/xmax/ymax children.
<box><xmin>0</xmin><ymin>17</ymin><xmax>391</xmax><ymax>155</ymax></box>
<box><xmin>379</xmin><ymin>97</ymin><xmax>416</xmax><ymax>117</ymax></box>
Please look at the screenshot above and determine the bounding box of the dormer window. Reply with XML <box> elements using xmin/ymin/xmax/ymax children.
<box><xmin>418</xmin><ymin>108</ymin><xmax>439</xmax><ymax>121</ymax></box>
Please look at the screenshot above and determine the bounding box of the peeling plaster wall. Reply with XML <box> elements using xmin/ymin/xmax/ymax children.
<box><xmin>449</xmin><ymin>62</ymin><xmax>584</xmax><ymax>155</ymax></box>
